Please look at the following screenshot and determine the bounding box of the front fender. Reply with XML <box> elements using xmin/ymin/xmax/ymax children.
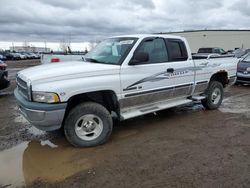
<box><xmin>31</xmin><ymin>74</ymin><xmax>122</xmax><ymax>102</ymax></box>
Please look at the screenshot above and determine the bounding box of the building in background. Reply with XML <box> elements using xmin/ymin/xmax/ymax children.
<box><xmin>10</xmin><ymin>46</ymin><xmax>51</xmax><ymax>53</ymax></box>
<box><xmin>165</xmin><ymin>30</ymin><xmax>250</xmax><ymax>53</ymax></box>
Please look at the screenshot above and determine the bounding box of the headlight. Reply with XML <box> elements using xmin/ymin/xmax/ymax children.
<box><xmin>247</xmin><ymin>67</ymin><xmax>250</xmax><ymax>72</ymax></box>
<box><xmin>32</xmin><ymin>92</ymin><xmax>60</xmax><ymax>103</ymax></box>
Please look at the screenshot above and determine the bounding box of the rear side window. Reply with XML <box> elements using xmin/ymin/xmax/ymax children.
<box><xmin>213</xmin><ymin>48</ymin><xmax>220</xmax><ymax>54</ymax></box>
<box><xmin>166</xmin><ymin>39</ymin><xmax>188</xmax><ymax>61</ymax></box>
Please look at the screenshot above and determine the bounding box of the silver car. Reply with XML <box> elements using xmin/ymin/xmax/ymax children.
<box><xmin>236</xmin><ymin>53</ymin><xmax>250</xmax><ymax>84</ymax></box>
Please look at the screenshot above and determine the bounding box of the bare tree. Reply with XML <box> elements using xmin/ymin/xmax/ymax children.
<box><xmin>88</xmin><ymin>40</ymin><xmax>101</xmax><ymax>51</ymax></box>
<box><xmin>59</xmin><ymin>39</ymin><xmax>70</xmax><ymax>53</ymax></box>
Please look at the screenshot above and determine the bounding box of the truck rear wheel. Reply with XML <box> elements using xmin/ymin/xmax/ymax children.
<box><xmin>201</xmin><ymin>81</ymin><xmax>224</xmax><ymax>110</ymax></box>
<box><xmin>64</xmin><ymin>102</ymin><xmax>113</xmax><ymax>147</ymax></box>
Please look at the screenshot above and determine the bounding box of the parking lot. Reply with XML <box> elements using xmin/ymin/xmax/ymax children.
<box><xmin>0</xmin><ymin>60</ymin><xmax>250</xmax><ymax>187</ymax></box>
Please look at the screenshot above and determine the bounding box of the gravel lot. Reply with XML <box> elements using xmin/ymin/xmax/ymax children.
<box><xmin>0</xmin><ymin>60</ymin><xmax>250</xmax><ymax>188</ymax></box>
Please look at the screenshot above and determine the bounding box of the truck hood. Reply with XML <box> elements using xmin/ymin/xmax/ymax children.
<box><xmin>18</xmin><ymin>61</ymin><xmax>120</xmax><ymax>83</ymax></box>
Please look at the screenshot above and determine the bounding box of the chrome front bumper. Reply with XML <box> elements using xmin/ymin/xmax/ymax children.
<box><xmin>14</xmin><ymin>89</ymin><xmax>67</xmax><ymax>131</ymax></box>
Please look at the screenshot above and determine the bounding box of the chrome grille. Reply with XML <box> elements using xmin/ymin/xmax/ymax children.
<box><xmin>16</xmin><ymin>76</ymin><xmax>29</xmax><ymax>100</ymax></box>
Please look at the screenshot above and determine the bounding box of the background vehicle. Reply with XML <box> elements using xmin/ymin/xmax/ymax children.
<box><xmin>23</xmin><ymin>52</ymin><xmax>33</xmax><ymax>59</ymax></box>
<box><xmin>0</xmin><ymin>51</ymin><xmax>14</xmax><ymax>60</ymax></box>
<box><xmin>232</xmin><ymin>48</ymin><xmax>250</xmax><ymax>58</ymax></box>
<box><xmin>0</xmin><ymin>60</ymin><xmax>9</xmax><ymax>90</ymax></box>
<box><xmin>236</xmin><ymin>53</ymin><xmax>250</xmax><ymax>85</ymax></box>
<box><xmin>28</xmin><ymin>52</ymin><xmax>40</xmax><ymax>59</ymax></box>
<box><xmin>10</xmin><ymin>53</ymin><xmax>21</xmax><ymax>60</ymax></box>
<box><xmin>197</xmin><ymin>47</ymin><xmax>227</xmax><ymax>55</ymax></box>
<box><xmin>15</xmin><ymin>34</ymin><xmax>237</xmax><ymax>147</ymax></box>
<box><xmin>15</xmin><ymin>53</ymin><xmax>26</xmax><ymax>60</ymax></box>
<box><xmin>0</xmin><ymin>54</ymin><xmax>7</xmax><ymax>61</ymax></box>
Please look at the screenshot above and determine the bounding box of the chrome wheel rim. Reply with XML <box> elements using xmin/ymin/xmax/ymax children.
<box><xmin>75</xmin><ymin>114</ymin><xmax>103</xmax><ymax>141</ymax></box>
<box><xmin>211</xmin><ymin>88</ymin><xmax>221</xmax><ymax>105</ymax></box>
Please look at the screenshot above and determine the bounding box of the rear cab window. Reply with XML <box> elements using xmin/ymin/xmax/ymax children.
<box><xmin>165</xmin><ymin>39</ymin><xmax>188</xmax><ymax>61</ymax></box>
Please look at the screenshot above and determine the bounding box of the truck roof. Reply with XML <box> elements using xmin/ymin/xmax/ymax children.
<box><xmin>110</xmin><ymin>34</ymin><xmax>185</xmax><ymax>40</ymax></box>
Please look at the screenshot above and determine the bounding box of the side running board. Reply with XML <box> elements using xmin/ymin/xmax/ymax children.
<box><xmin>120</xmin><ymin>99</ymin><xmax>193</xmax><ymax>120</ymax></box>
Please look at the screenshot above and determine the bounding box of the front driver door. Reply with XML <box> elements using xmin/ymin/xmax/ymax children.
<box><xmin>120</xmin><ymin>37</ymin><xmax>175</xmax><ymax>109</ymax></box>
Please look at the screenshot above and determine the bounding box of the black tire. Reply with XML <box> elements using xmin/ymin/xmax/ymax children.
<box><xmin>235</xmin><ymin>81</ymin><xmax>240</xmax><ymax>86</ymax></box>
<box><xmin>64</xmin><ymin>102</ymin><xmax>113</xmax><ymax>147</ymax></box>
<box><xmin>201</xmin><ymin>81</ymin><xmax>224</xmax><ymax>110</ymax></box>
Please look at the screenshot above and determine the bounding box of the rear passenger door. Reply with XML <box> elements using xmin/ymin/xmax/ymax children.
<box><xmin>165</xmin><ymin>39</ymin><xmax>195</xmax><ymax>98</ymax></box>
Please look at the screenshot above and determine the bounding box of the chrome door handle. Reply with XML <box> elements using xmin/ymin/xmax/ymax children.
<box><xmin>167</xmin><ymin>68</ymin><xmax>174</xmax><ymax>73</ymax></box>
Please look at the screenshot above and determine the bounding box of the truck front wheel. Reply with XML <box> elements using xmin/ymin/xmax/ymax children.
<box><xmin>64</xmin><ymin>102</ymin><xmax>113</xmax><ymax>147</ymax></box>
<box><xmin>201</xmin><ymin>81</ymin><xmax>224</xmax><ymax>110</ymax></box>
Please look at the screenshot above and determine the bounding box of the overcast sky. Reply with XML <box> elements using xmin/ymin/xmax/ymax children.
<box><xmin>0</xmin><ymin>0</ymin><xmax>249</xmax><ymax>43</ymax></box>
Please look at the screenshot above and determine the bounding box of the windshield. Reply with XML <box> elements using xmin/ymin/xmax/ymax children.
<box><xmin>242</xmin><ymin>53</ymin><xmax>250</xmax><ymax>63</ymax></box>
<box><xmin>84</xmin><ymin>37</ymin><xmax>138</xmax><ymax>65</ymax></box>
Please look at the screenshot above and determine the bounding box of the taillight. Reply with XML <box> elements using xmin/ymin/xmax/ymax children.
<box><xmin>51</xmin><ymin>57</ymin><xmax>60</xmax><ymax>63</ymax></box>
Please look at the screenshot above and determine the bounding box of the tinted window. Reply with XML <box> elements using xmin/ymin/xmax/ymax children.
<box><xmin>166</xmin><ymin>40</ymin><xmax>188</xmax><ymax>61</ymax></box>
<box><xmin>198</xmin><ymin>48</ymin><xmax>212</xmax><ymax>53</ymax></box>
<box><xmin>136</xmin><ymin>38</ymin><xmax>168</xmax><ymax>63</ymax></box>
<box><xmin>214</xmin><ymin>49</ymin><xmax>220</xmax><ymax>54</ymax></box>
<box><xmin>220</xmin><ymin>49</ymin><xmax>226</xmax><ymax>54</ymax></box>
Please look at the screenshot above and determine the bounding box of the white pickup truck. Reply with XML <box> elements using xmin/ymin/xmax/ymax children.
<box><xmin>15</xmin><ymin>34</ymin><xmax>237</xmax><ymax>147</ymax></box>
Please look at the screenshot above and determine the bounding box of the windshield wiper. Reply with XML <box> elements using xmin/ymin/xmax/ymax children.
<box><xmin>84</xmin><ymin>57</ymin><xmax>105</xmax><ymax>64</ymax></box>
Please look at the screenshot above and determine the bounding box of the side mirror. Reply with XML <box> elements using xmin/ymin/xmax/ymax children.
<box><xmin>130</xmin><ymin>52</ymin><xmax>149</xmax><ymax>65</ymax></box>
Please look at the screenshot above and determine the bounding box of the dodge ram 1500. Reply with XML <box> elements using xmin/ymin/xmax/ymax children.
<box><xmin>15</xmin><ymin>34</ymin><xmax>237</xmax><ymax>147</ymax></box>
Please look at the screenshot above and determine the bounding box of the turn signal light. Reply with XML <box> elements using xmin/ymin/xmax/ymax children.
<box><xmin>51</xmin><ymin>57</ymin><xmax>60</xmax><ymax>63</ymax></box>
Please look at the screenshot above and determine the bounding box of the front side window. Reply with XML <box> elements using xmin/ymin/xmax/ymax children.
<box><xmin>136</xmin><ymin>38</ymin><xmax>168</xmax><ymax>64</ymax></box>
<box><xmin>220</xmin><ymin>49</ymin><xmax>226</xmax><ymax>54</ymax></box>
<box><xmin>84</xmin><ymin>37</ymin><xmax>138</xmax><ymax>65</ymax></box>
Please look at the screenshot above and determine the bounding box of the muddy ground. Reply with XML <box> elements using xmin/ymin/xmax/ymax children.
<box><xmin>0</xmin><ymin>60</ymin><xmax>250</xmax><ymax>188</ymax></box>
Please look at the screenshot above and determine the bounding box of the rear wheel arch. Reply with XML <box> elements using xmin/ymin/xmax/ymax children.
<box><xmin>209</xmin><ymin>71</ymin><xmax>229</xmax><ymax>87</ymax></box>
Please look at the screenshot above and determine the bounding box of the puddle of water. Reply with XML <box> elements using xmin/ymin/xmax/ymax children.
<box><xmin>40</xmin><ymin>140</ymin><xmax>58</xmax><ymax>148</ymax></box>
<box><xmin>220</xmin><ymin>94</ymin><xmax>250</xmax><ymax>115</ymax></box>
<box><xmin>0</xmin><ymin>139</ymin><xmax>93</xmax><ymax>187</ymax></box>
<box><xmin>23</xmin><ymin>140</ymin><xmax>93</xmax><ymax>185</ymax></box>
<box><xmin>0</xmin><ymin>142</ymin><xmax>28</xmax><ymax>187</ymax></box>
